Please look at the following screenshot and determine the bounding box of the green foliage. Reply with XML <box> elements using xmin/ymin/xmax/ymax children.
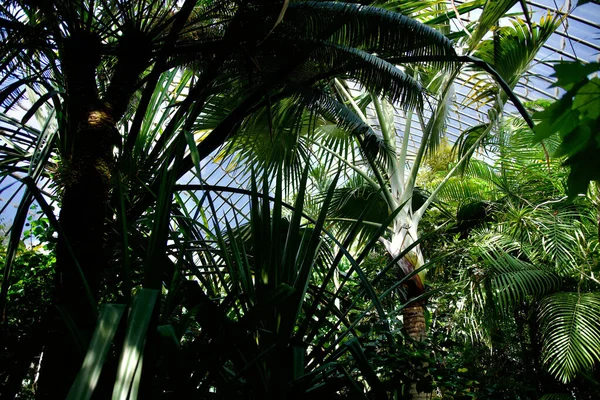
<box><xmin>0</xmin><ymin>2</ymin><xmax>460</xmax><ymax>396</ymax></box>
<box><xmin>533</xmin><ymin>61</ymin><xmax>600</xmax><ymax>196</ymax></box>
<box><xmin>58</xmin><ymin>167</ymin><xmax>411</xmax><ymax>398</ymax></box>
<box><xmin>417</xmin><ymin>138</ymin><xmax>456</xmax><ymax>188</ymax></box>
<box><xmin>0</xmin><ymin>220</ymin><xmax>54</xmax><ymax>398</ymax></box>
<box><xmin>422</xmin><ymin>119</ymin><xmax>600</xmax><ymax>391</ymax></box>
<box><xmin>2</xmin><ymin>207</ymin><xmax>55</xmax><ymax>326</ymax></box>
<box><xmin>112</xmin><ymin>289</ymin><xmax>159</xmax><ymax>400</ymax></box>
<box><xmin>361</xmin><ymin>312</ymin><xmax>549</xmax><ymax>399</ymax></box>
<box><xmin>468</xmin><ymin>0</ymin><xmax>520</xmax><ymax>50</ymax></box>
<box><xmin>538</xmin><ymin>292</ymin><xmax>600</xmax><ymax>384</ymax></box>
<box><xmin>467</xmin><ymin>13</ymin><xmax>563</xmax><ymax>105</ymax></box>
<box><xmin>1</xmin><ymin>1</ymin><xmax>594</xmax><ymax>399</ymax></box>
<box><xmin>0</xmin><ymin>243</ymin><xmax>54</xmax><ymax>326</ymax></box>
<box><xmin>67</xmin><ymin>304</ymin><xmax>126</xmax><ymax>400</ymax></box>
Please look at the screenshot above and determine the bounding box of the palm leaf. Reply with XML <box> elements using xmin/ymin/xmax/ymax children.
<box><xmin>112</xmin><ymin>289</ymin><xmax>159</xmax><ymax>400</ymax></box>
<box><xmin>535</xmin><ymin>207</ymin><xmax>584</xmax><ymax>276</ymax></box>
<box><xmin>467</xmin><ymin>13</ymin><xmax>562</xmax><ymax>105</ymax></box>
<box><xmin>538</xmin><ymin>292</ymin><xmax>600</xmax><ymax>383</ymax></box>
<box><xmin>292</xmin><ymin>41</ymin><xmax>427</xmax><ymax>109</ymax></box>
<box><xmin>327</xmin><ymin>175</ymin><xmax>389</xmax><ymax>244</ymax></box>
<box><xmin>424</xmin><ymin>70</ymin><xmax>454</xmax><ymax>155</ymax></box>
<box><xmin>67</xmin><ymin>305</ymin><xmax>126</xmax><ymax>400</ymax></box>
<box><xmin>424</xmin><ymin>0</ymin><xmax>487</xmax><ymax>26</ymax></box>
<box><xmin>174</xmin><ymin>168</ymin><xmax>395</xmax><ymax>395</ymax></box>
<box><xmin>284</xmin><ymin>1</ymin><xmax>455</xmax><ymax>62</ymax></box>
<box><xmin>484</xmin><ymin>253</ymin><xmax>560</xmax><ymax>311</ymax></box>
<box><xmin>539</xmin><ymin>394</ymin><xmax>575</xmax><ymax>400</ymax></box>
<box><xmin>468</xmin><ymin>0</ymin><xmax>519</xmax><ymax>51</ymax></box>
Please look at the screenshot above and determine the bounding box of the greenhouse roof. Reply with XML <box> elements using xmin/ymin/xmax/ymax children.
<box><xmin>0</xmin><ymin>0</ymin><xmax>599</xmax><ymax>225</ymax></box>
<box><xmin>368</xmin><ymin>0</ymin><xmax>600</xmax><ymax>161</ymax></box>
<box><xmin>186</xmin><ymin>0</ymin><xmax>600</xmax><ymax>222</ymax></box>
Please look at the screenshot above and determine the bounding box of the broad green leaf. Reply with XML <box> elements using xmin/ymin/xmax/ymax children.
<box><xmin>572</xmin><ymin>78</ymin><xmax>600</xmax><ymax>120</ymax></box>
<box><xmin>112</xmin><ymin>289</ymin><xmax>159</xmax><ymax>400</ymax></box>
<box><xmin>553</xmin><ymin>125</ymin><xmax>591</xmax><ymax>158</ymax></box>
<box><xmin>552</xmin><ymin>61</ymin><xmax>600</xmax><ymax>91</ymax></box>
<box><xmin>532</xmin><ymin>97</ymin><xmax>578</xmax><ymax>142</ymax></box>
<box><xmin>67</xmin><ymin>305</ymin><xmax>126</xmax><ymax>400</ymax></box>
<box><xmin>564</xmin><ymin>146</ymin><xmax>600</xmax><ymax>196</ymax></box>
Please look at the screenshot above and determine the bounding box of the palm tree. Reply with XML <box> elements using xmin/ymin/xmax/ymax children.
<box><xmin>204</xmin><ymin>3</ymin><xmax>563</xmax><ymax>397</ymax></box>
<box><xmin>221</xmin><ymin>0</ymin><xmax>561</xmax><ymax>344</ymax></box>
<box><xmin>334</xmin><ymin>5</ymin><xmax>562</xmax><ymax>350</ymax></box>
<box><xmin>0</xmin><ymin>1</ymin><xmax>456</xmax><ymax>397</ymax></box>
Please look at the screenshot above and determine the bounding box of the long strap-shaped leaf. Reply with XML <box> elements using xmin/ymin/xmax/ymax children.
<box><xmin>112</xmin><ymin>289</ymin><xmax>159</xmax><ymax>400</ymax></box>
<box><xmin>67</xmin><ymin>304</ymin><xmax>126</xmax><ymax>400</ymax></box>
<box><xmin>0</xmin><ymin>186</ymin><xmax>32</xmax><ymax>322</ymax></box>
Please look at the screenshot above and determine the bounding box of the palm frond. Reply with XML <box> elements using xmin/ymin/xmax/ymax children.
<box><xmin>296</xmin><ymin>86</ymin><xmax>394</xmax><ymax>166</ymax></box>
<box><xmin>538</xmin><ymin>395</ymin><xmax>575</xmax><ymax>400</ymax></box>
<box><xmin>467</xmin><ymin>13</ymin><xmax>563</xmax><ymax>105</ymax></box>
<box><xmin>423</xmin><ymin>70</ymin><xmax>454</xmax><ymax>155</ymax></box>
<box><xmin>468</xmin><ymin>0</ymin><xmax>519</xmax><ymax>50</ymax></box>
<box><xmin>535</xmin><ymin>207</ymin><xmax>586</xmax><ymax>276</ymax></box>
<box><xmin>370</xmin><ymin>0</ymin><xmax>446</xmax><ymax>19</ymax></box>
<box><xmin>538</xmin><ymin>292</ymin><xmax>600</xmax><ymax>383</ymax></box>
<box><xmin>284</xmin><ymin>1</ymin><xmax>455</xmax><ymax>63</ymax></box>
<box><xmin>297</xmin><ymin>41</ymin><xmax>427</xmax><ymax>110</ymax></box>
<box><xmin>220</xmin><ymin>96</ymin><xmax>311</xmax><ymax>186</ymax></box>
<box><xmin>474</xmin><ymin>246</ymin><xmax>561</xmax><ymax>313</ymax></box>
<box><xmin>454</xmin><ymin>123</ymin><xmax>491</xmax><ymax>162</ymax></box>
<box><xmin>171</xmin><ymin>167</ymin><xmax>393</xmax><ymax>396</ymax></box>
<box><xmin>327</xmin><ymin>175</ymin><xmax>390</xmax><ymax>245</ymax></box>
<box><xmin>423</xmin><ymin>0</ymin><xmax>487</xmax><ymax>27</ymax></box>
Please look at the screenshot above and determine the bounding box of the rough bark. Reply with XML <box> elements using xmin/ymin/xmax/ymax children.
<box><xmin>404</xmin><ymin>300</ymin><xmax>430</xmax><ymax>400</ymax></box>
<box><xmin>403</xmin><ymin>294</ymin><xmax>430</xmax><ymax>400</ymax></box>
<box><xmin>37</xmin><ymin>33</ymin><xmax>119</xmax><ymax>399</ymax></box>
<box><xmin>402</xmin><ymin>300</ymin><xmax>427</xmax><ymax>342</ymax></box>
<box><xmin>37</xmin><ymin>110</ymin><xmax>118</xmax><ymax>399</ymax></box>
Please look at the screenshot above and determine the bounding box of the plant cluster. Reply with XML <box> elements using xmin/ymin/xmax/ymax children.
<box><xmin>0</xmin><ymin>1</ymin><xmax>598</xmax><ymax>399</ymax></box>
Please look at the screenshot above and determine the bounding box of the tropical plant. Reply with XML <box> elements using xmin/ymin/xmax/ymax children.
<box><xmin>0</xmin><ymin>0</ymin><xmax>459</xmax><ymax>397</ymax></box>
<box><xmin>221</xmin><ymin>0</ymin><xmax>562</xmax><ymax>345</ymax></box>
<box><xmin>65</xmin><ymin>166</ymin><xmax>421</xmax><ymax>399</ymax></box>
<box><xmin>423</xmin><ymin>117</ymin><xmax>600</xmax><ymax>395</ymax></box>
<box><xmin>0</xmin><ymin>223</ymin><xmax>54</xmax><ymax>399</ymax></box>
<box><xmin>209</xmin><ymin>3</ymin><xmax>565</xmax><ymax>399</ymax></box>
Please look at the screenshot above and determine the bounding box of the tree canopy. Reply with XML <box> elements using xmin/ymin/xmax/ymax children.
<box><xmin>0</xmin><ymin>1</ymin><xmax>599</xmax><ymax>399</ymax></box>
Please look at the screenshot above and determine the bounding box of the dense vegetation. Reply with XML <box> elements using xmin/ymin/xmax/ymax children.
<box><xmin>0</xmin><ymin>1</ymin><xmax>598</xmax><ymax>399</ymax></box>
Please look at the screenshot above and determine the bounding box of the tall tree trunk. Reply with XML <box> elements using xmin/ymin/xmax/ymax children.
<box><xmin>37</xmin><ymin>109</ymin><xmax>118</xmax><ymax>398</ymax></box>
<box><xmin>400</xmin><ymin>253</ymin><xmax>430</xmax><ymax>400</ymax></box>
<box><xmin>403</xmin><ymin>298</ymin><xmax>431</xmax><ymax>400</ymax></box>
<box><xmin>37</xmin><ymin>33</ymin><xmax>118</xmax><ymax>399</ymax></box>
<box><xmin>403</xmin><ymin>300</ymin><xmax>427</xmax><ymax>342</ymax></box>
<box><xmin>384</xmin><ymin>224</ymin><xmax>430</xmax><ymax>399</ymax></box>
